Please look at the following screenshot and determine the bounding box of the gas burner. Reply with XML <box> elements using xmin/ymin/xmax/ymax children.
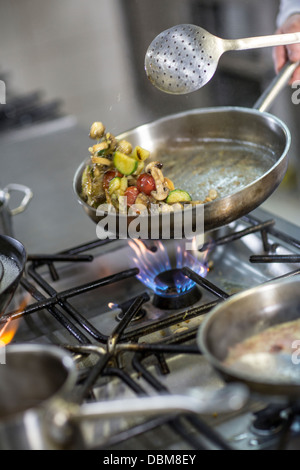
<box><xmin>128</xmin><ymin>239</ymin><xmax>208</xmax><ymax>310</ymax></box>
<box><xmin>153</xmin><ymin>268</ymin><xmax>202</xmax><ymax>309</ymax></box>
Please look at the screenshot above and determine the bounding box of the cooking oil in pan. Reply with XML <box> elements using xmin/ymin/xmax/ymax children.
<box><xmin>155</xmin><ymin>139</ymin><xmax>276</xmax><ymax>201</ymax></box>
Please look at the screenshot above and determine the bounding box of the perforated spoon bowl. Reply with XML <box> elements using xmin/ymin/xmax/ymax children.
<box><xmin>145</xmin><ymin>24</ymin><xmax>300</xmax><ymax>94</ymax></box>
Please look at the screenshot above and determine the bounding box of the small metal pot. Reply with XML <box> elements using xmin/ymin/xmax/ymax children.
<box><xmin>0</xmin><ymin>344</ymin><xmax>77</xmax><ymax>450</ymax></box>
<box><xmin>0</xmin><ymin>184</ymin><xmax>32</xmax><ymax>237</ymax></box>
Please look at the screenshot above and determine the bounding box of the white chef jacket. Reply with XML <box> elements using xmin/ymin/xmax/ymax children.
<box><xmin>277</xmin><ymin>0</ymin><xmax>300</xmax><ymax>26</ymax></box>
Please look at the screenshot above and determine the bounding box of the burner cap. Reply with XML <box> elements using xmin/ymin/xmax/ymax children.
<box><xmin>153</xmin><ymin>269</ymin><xmax>201</xmax><ymax>310</ymax></box>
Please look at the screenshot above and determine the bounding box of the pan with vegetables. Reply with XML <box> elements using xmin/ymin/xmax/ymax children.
<box><xmin>73</xmin><ymin>62</ymin><xmax>296</xmax><ymax>238</ymax></box>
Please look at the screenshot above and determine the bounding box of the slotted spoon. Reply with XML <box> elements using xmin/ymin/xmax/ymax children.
<box><xmin>145</xmin><ymin>24</ymin><xmax>300</xmax><ymax>94</ymax></box>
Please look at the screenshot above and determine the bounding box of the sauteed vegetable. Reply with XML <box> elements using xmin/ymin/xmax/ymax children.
<box><xmin>81</xmin><ymin>122</ymin><xmax>218</xmax><ymax>214</ymax></box>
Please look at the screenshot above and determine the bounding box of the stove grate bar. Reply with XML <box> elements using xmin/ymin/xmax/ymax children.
<box><xmin>200</xmin><ymin>219</ymin><xmax>275</xmax><ymax>252</ymax></box>
<box><xmin>20</xmin><ymin>277</ymin><xmax>91</xmax><ymax>343</ymax></box>
<box><xmin>92</xmin><ymin>414</ymin><xmax>189</xmax><ymax>450</ymax></box>
<box><xmin>121</xmin><ymin>300</ymin><xmax>219</xmax><ymax>343</ymax></box>
<box><xmin>3</xmin><ymin>267</ymin><xmax>141</xmax><ymax>343</ymax></box>
<box><xmin>76</xmin><ymin>293</ymin><xmax>152</xmax><ymax>401</ymax></box>
<box><xmin>250</xmin><ymin>255</ymin><xmax>300</xmax><ymax>263</ymax></box>
<box><xmin>244</xmin><ymin>214</ymin><xmax>300</xmax><ymax>251</ymax></box>
<box><xmin>28</xmin><ymin>263</ymin><xmax>141</xmax><ymax>343</ymax></box>
<box><xmin>131</xmin><ymin>352</ymin><xmax>232</xmax><ymax>450</ymax></box>
<box><xmin>58</xmin><ymin>238</ymin><xmax>117</xmax><ymax>256</ymax></box>
<box><xmin>182</xmin><ymin>266</ymin><xmax>230</xmax><ymax>299</ymax></box>
<box><xmin>85</xmin><ymin>364</ymin><xmax>216</xmax><ymax>450</ymax></box>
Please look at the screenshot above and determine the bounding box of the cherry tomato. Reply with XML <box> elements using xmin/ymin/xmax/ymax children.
<box><xmin>136</xmin><ymin>173</ymin><xmax>156</xmax><ymax>195</ymax></box>
<box><xmin>103</xmin><ymin>170</ymin><xmax>122</xmax><ymax>190</ymax></box>
<box><xmin>124</xmin><ymin>186</ymin><xmax>140</xmax><ymax>206</ymax></box>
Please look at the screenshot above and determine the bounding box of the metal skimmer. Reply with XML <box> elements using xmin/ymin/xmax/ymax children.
<box><xmin>144</xmin><ymin>24</ymin><xmax>300</xmax><ymax>94</ymax></box>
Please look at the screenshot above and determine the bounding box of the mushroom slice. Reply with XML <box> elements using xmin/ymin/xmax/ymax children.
<box><xmin>145</xmin><ymin>161</ymin><xmax>169</xmax><ymax>201</ymax></box>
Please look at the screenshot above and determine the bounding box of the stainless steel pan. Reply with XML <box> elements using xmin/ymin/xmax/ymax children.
<box><xmin>198</xmin><ymin>276</ymin><xmax>300</xmax><ymax>401</ymax></box>
<box><xmin>73</xmin><ymin>62</ymin><xmax>296</xmax><ymax>238</ymax></box>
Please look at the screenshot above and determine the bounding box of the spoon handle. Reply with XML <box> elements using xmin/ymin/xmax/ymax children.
<box><xmin>224</xmin><ymin>32</ymin><xmax>300</xmax><ymax>52</ymax></box>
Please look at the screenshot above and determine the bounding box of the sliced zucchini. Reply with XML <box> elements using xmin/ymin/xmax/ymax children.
<box><xmin>166</xmin><ymin>189</ymin><xmax>192</xmax><ymax>204</ymax></box>
<box><xmin>113</xmin><ymin>151</ymin><xmax>138</xmax><ymax>175</ymax></box>
<box><xmin>131</xmin><ymin>146</ymin><xmax>150</xmax><ymax>162</ymax></box>
<box><xmin>120</xmin><ymin>176</ymin><xmax>128</xmax><ymax>192</ymax></box>
<box><xmin>133</xmin><ymin>160</ymin><xmax>145</xmax><ymax>175</ymax></box>
<box><xmin>109</xmin><ymin>176</ymin><xmax>122</xmax><ymax>194</ymax></box>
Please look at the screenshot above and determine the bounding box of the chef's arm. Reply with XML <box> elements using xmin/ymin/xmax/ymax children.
<box><xmin>273</xmin><ymin>1</ymin><xmax>300</xmax><ymax>83</ymax></box>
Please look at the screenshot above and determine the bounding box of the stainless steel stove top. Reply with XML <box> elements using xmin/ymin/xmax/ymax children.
<box><xmin>3</xmin><ymin>210</ymin><xmax>300</xmax><ymax>450</ymax></box>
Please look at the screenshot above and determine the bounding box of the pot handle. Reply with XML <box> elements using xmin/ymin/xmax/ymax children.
<box><xmin>4</xmin><ymin>184</ymin><xmax>33</xmax><ymax>216</ymax></box>
<box><xmin>253</xmin><ymin>60</ymin><xmax>299</xmax><ymax>112</ymax></box>
<box><xmin>45</xmin><ymin>383</ymin><xmax>248</xmax><ymax>449</ymax></box>
<box><xmin>72</xmin><ymin>382</ymin><xmax>248</xmax><ymax>421</ymax></box>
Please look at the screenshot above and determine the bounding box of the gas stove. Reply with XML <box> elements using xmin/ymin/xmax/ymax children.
<box><xmin>1</xmin><ymin>119</ymin><xmax>300</xmax><ymax>450</ymax></box>
<box><xmin>1</xmin><ymin>207</ymin><xmax>300</xmax><ymax>450</ymax></box>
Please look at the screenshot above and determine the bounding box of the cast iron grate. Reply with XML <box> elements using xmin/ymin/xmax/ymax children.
<box><xmin>3</xmin><ymin>213</ymin><xmax>300</xmax><ymax>450</ymax></box>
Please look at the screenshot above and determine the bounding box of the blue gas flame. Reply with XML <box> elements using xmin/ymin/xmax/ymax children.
<box><xmin>128</xmin><ymin>239</ymin><xmax>208</xmax><ymax>296</ymax></box>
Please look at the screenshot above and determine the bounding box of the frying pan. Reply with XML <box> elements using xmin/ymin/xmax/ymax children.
<box><xmin>73</xmin><ymin>62</ymin><xmax>297</xmax><ymax>239</ymax></box>
<box><xmin>0</xmin><ymin>235</ymin><xmax>26</xmax><ymax>316</ymax></box>
<box><xmin>198</xmin><ymin>276</ymin><xmax>300</xmax><ymax>401</ymax></box>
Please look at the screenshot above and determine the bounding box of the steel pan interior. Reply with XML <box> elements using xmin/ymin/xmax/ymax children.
<box><xmin>0</xmin><ymin>344</ymin><xmax>76</xmax><ymax>419</ymax></box>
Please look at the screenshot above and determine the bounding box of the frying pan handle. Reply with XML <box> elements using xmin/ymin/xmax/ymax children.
<box><xmin>253</xmin><ymin>61</ymin><xmax>299</xmax><ymax>112</ymax></box>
